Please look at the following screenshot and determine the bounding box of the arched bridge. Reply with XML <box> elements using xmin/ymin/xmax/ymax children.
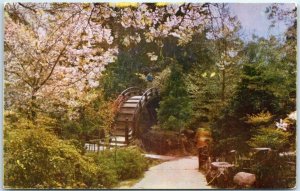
<box><xmin>85</xmin><ymin>87</ymin><xmax>159</xmax><ymax>151</ymax></box>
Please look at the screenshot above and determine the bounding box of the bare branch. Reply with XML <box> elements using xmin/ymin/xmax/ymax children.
<box><xmin>18</xmin><ymin>3</ymin><xmax>37</xmax><ymax>13</ymax></box>
<box><xmin>38</xmin><ymin>44</ymin><xmax>68</xmax><ymax>88</ymax></box>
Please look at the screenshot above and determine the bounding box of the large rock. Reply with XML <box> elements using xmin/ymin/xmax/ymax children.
<box><xmin>233</xmin><ymin>172</ymin><xmax>256</xmax><ymax>187</ymax></box>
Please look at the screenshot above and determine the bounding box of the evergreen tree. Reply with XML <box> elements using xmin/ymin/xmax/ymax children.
<box><xmin>157</xmin><ymin>63</ymin><xmax>192</xmax><ymax>131</ymax></box>
<box><xmin>231</xmin><ymin>62</ymin><xmax>280</xmax><ymax>117</ymax></box>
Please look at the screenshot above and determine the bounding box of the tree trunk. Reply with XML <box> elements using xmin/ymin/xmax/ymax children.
<box><xmin>29</xmin><ymin>89</ymin><xmax>37</xmax><ymax>121</ymax></box>
<box><xmin>221</xmin><ymin>69</ymin><xmax>226</xmax><ymax>102</ymax></box>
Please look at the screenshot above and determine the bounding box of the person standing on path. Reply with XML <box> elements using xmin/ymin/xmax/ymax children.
<box><xmin>195</xmin><ymin>128</ymin><xmax>212</xmax><ymax>170</ymax></box>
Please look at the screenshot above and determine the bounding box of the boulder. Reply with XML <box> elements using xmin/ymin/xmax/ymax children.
<box><xmin>233</xmin><ymin>172</ymin><xmax>256</xmax><ymax>187</ymax></box>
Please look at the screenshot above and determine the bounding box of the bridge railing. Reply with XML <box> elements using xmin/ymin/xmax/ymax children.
<box><xmin>120</xmin><ymin>87</ymin><xmax>142</xmax><ymax>97</ymax></box>
<box><xmin>136</xmin><ymin>88</ymin><xmax>159</xmax><ymax>114</ymax></box>
<box><xmin>132</xmin><ymin>87</ymin><xmax>159</xmax><ymax>128</ymax></box>
<box><xmin>113</xmin><ymin>87</ymin><xmax>142</xmax><ymax>112</ymax></box>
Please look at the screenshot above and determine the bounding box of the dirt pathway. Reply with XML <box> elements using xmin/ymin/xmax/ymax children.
<box><xmin>130</xmin><ymin>156</ymin><xmax>212</xmax><ymax>189</ymax></box>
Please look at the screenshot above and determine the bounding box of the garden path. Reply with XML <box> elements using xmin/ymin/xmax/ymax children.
<box><xmin>129</xmin><ymin>156</ymin><xmax>212</xmax><ymax>189</ymax></box>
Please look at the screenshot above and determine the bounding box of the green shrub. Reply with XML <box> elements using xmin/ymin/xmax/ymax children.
<box><xmin>4</xmin><ymin>122</ymin><xmax>117</xmax><ymax>188</ymax></box>
<box><xmin>4</xmin><ymin>113</ymin><xmax>148</xmax><ymax>189</ymax></box>
<box><xmin>212</xmin><ymin>137</ymin><xmax>246</xmax><ymax>156</ymax></box>
<box><xmin>245</xmin><ymin>111</ymin><xmax>273</xmax><ymax>127</ymax></box>
<box><xmin>114</xmin><ymin>147</ymin><xmax>148</xmax><ymax>180</ymax></box>
<box><xmin>247</xmin><ymin>127</ymin><xmax>291</xmax><ymax>151</ymax></box>
<box><xmin>92</xmin><ymin>147</ymin><xmax>149</xmax><ymax>180</ymax></box>
<box><xmin>152</xmin><ymin>67</ymin><xmax>171</xmax><ymax>91</ymax></box>
<box><xmin>79</xmin><ymin>156</ymin><xmax>118</xmax><ymax>188</ymax></box>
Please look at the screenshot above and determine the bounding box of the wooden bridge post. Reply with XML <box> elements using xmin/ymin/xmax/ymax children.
<box><xmin>125</xmin><ymin>118</ymin><xmax>129</xmax><ymax>144</ymax></box>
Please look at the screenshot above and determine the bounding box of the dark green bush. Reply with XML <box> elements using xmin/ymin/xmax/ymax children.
<box><xmin>250</xmin><ymin>151</ymin><xmax>295</xmax><ymax>188</ymax></box>
<box><xmin>92</xmin><ymin>147</ymin><xmax>149</xmax><ymax>180</ymax></box>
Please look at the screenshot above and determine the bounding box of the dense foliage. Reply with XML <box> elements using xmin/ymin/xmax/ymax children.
<box><xmin>101</xmin><ymin>51</ymin><xmax>148</xmax><ymax>99</ymax></box>
<box><xmin>4</xmin><ymin>112</ymin><xmax>148</xmax><ymax>189</ymax></box>
<box><xmin>212</xmin><ymin>36</ymin><xmax>296</xmax><ymax>155</ymax></box>
<box><xmin>4</xmin><ymin>115</ymin><xmax>115</xmax><ymax>188</ymax></box>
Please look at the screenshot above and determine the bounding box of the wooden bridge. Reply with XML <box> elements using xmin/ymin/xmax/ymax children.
<box><xmin>85</xmin><ymin>87</ymin><xmax>159</xmax><ymax>151</ymax></box>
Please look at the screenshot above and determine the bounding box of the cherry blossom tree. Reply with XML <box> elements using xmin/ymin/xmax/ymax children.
<box><xmin>5</xmin><ymin>3</ymin><xmax>118</xmax><ymax>119</ymax></box>
<box><xmin>4</xmin><ymin>3</ymin><xmax>239</xmax><ymax>119</ymax></box>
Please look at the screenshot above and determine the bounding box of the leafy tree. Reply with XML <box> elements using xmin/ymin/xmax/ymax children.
<box><xmin>186</xmin><ymin>67</ymin><xmax>221</xmax><ymax>128</ymax></box>
<box><xmin>207</xmin><ymin>3</ymin><xmax>243</xmax><ymax>103</ymax></box>
<box><xmin>185</xmin><ymin>51</ymin><xmax>220</xmax><ymax>128</ymax></box>
<box><xmin>4</xmin><ymin>4</ymin><xmax>118</xmax><ymax>120</ymax></box>
<box><xmin>240</xmin><ymin>37</ymin><xmax>295</xmax><ymax>114</ymax></box>
<box><xmin>231</xmin><ymin>63</ymin><xmax>280</xmax><ymax>117</ymax></box>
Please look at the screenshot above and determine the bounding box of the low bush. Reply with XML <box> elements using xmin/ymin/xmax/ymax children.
<box><xmin>246</xmin><ymin>125</ymin><xmax>294</xmax><ymax>188</ymax></box>
<box><xmin>91</xmin><ymin>147</ymin><xmax>149</xmax><ymax>181</ymax></box>
<box><xmin>247</xmin><ymin>127</ymin><xmax>291</xmax><ymax>151</ymax></box>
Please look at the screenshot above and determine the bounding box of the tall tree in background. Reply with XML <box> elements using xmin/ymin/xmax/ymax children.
<box><xmin>185</xmin><ymin>4</ymin><xmax>243</xmax><ymax>130</ymax></box>
<box><xmin>207</xmin><ymin>3</ymin><xmax>243</xmax><ymax>104</ymax></box>
<box><xmin>157</xmin><ymin>63</ymin><xmax>192</xmax><ymax>131</ymax></box>
<box><xmin>185</xmin><ymin>33</ymin><xmax>220</xmax><ymax>128</ymax></box>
